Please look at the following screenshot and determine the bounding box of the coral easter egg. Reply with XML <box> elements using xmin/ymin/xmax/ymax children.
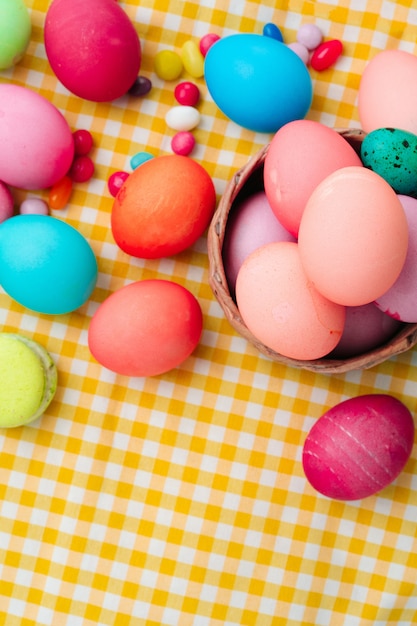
<box><xmin>0</xmin><ymin>84</ymin><xmax>74</xmax><ymax>190</ymax></box>
<box><xmin>111</xmin><ymin>155</ymin><xmax>216</xmax><ymax>259</ymax></box>
<box><xmin>302</xmin><ymin>395</ymin><xmax>415</xmax><ymax>500</ymax></box>
<box><xmin>44</xmin><ymin>0</ymin><xmax>141</xmax><ymax>102</ymax></box>
<box><xmin>88</xmin><ymin>280</ymin><xmax>203</xmax><ymax>377</ymax></box>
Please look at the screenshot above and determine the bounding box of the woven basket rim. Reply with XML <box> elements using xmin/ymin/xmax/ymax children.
<box><xmin>207</xmin><ymin>128</ymin><xmax>417</xmax><ymax>373</ymax></box>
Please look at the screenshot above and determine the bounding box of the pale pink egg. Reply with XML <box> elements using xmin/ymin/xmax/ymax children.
<box><xmin>263</xmin><ymin>120</ymin><xmax>362</xmax><ymax>236</ymax></box>
<box><xmin>223</xmin><ymin>191</ymin><xmax>296</xmax><ymax>294</ymax></box>
<box><xmin>358</xmin><ymin>50</ymin><xmax>417</xmax><ymax>134</ymax></box>
<box><xmin>235</xmin><ymin>241</ymin><xmax>345</xmax><ymax>360</ymax></box>
<box><xmin>303</xmin><ymin>394</ymin><xmax>415</xmax><ymax>500</ymax></box>
<box><xmin>298</xmin><ymin>166</ymin><xmax>409</xmax><ymax>306</ymax></box>
<box><xmin>375</xmin><ymin>195</ymin><xmax>417</xmax><ymax>322</ymax></box>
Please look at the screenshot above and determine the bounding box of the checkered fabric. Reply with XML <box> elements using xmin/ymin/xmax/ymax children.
<box><xmin>0</xmin><ymin>1</ymin><xmax>416</xmax><ymax>625</ymax></box>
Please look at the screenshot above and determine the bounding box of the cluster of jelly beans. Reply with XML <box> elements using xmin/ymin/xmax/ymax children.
<box><xmin>263</xmin><ymin>21</ymin><xmax>343</xmax><ymax>71</ymax></box>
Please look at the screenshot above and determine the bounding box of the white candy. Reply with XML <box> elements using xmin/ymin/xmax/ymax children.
<box><xmin>165</xmin><ymin>105</ymin><xmax>200</xmax><ymax>131</ymax></box>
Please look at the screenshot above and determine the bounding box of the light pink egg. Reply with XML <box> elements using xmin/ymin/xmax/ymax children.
<box><xmin>263</xmin><ymin>120</ymin><xmax>362</xmax><ymax>237</ymax></box>
<box><xmin>329</xmin><ymin>303</ymin><xmax>402</xmax><ymax>359</ymax></box>
<box><xmin>235</xmin><ymin>241</ymin><xmax>346</xmax><ymax>360</ymax></box>
<box><xmin>358</xmin><ymin>50</ymin><xmax>417</xmax><ymax>135</ymax></box>
<box><xmin>298</xmin><ymin>166</ymin><xmax>409</xmax><ymax>306</ymax></box>
<box><xmin>374</xmin><ymin>195</ymin><xmax>417</xmax><ymax>322</ymax></box>
<box><xmin>0</xmin><ymin>84</ymin><xmax>74</xmax><ymax>190</ymax></box>
<box><xmin>223</xmin><ymin>191</ymin><xmax>296</xmax><ymax>294</ymax></box>
<box><xmin>303</xmin><ymin>394</ymin><xmax>415</xmax><ymax>500</ymax></box>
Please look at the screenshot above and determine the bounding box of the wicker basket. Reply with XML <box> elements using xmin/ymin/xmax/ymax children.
<box><xmin>208</xmin><ymin>129</ymin><xmax>417</xmax><ymax>373</ymax></box>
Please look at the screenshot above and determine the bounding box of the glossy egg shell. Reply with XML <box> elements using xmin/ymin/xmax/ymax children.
<box><xmin>88</xmin><ymin>280</ymin><xmax>203</xmax><ymax>377</ymax></box>
<box><xmin>44</xmin><ymin>0</ymin><xmax>141</xmax><ymax>102</ymax></box>
<box><xmin>0</xmin><ymin>215</ymin><xmax>98</xmax><ymax>314</ymax></box>
<box><xmin>0</xmin><ymin>84</ymin><xmax>74</xmax><ymax>190</ymax></box>
<box><xmin>111</xmin><ymin>155</ymin><xmax>216</xmax><ymax>259</ymax></box>
<box><xmin>302</xmin><ymin>394</ymin><xmax>415</xmax><ymax>500</ymax></box>
<box><xmin>204</xmin><ymin>33</ymin><xmax>312</xmax><ymax>133</ymax></box>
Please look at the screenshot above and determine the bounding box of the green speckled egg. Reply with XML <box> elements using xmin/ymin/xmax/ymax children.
<box><xmin>361</xmin><ymin>128</ymin><xmax>417</xmax><ymax>197</ymax></box>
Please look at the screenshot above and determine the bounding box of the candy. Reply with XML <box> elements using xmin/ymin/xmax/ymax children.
<box><xmin>296</xmin><ymin>23</ymin><xmax>323</xmax><ymax>50</ymax></box>
<box><xmin>73</xmin><ymin>129</ymin><xmax>93</xmax><ymax>156</ymax></box>
<box><xmin>128</xmin><ymin>75</ymin><xmax>152</xmax><ymax>97</ymax></box>
<box><xmin>302</xmin><ymin>395</ymin><xmax>415</xmax><ymax>500</ymax></box>
<box><xmin>310</xmin><ymin>39</ymin><xmax>343</xmax><ymax>71</ymax></box>
<box><xmin>0</xmin><ymin>182</ymin><xmax>14</xmax><ymax>223</ymax></box>
<box><xmin>165</xmin><ymin>105</ymin><xmax>201</xmax><ymax>131</ymax></box>
<box><xmin>130</xmin><ymin>151</ymin><xmax>154</xmax><ymax>170</ymax></box>
<box><xmin>0</xmin><ymin>0</ymin><xmax>31</xmax><ymax>69</ymax></box>
<box><xmin>174</xmin><ymin>81</ymin><xmax>200</xmax><ymax>106</ymax></box>
<box><xmin>154</xmin><ymin>49</ymin><xmax>183</xmax><ymax>80</ymax></box>
<box><xmin>20</xmin><ymin>198</ymin><xmax>49</xmax><ymax>216</ymax></box>
<box><xmin>171</xmin><ymin>131</ymin><xmax>195</xmax><ymax>156</ymax></box>
<box><xmin>181</xmin><ymin>40</ymin><xmax>204</xmax><ymax>78</ymax></box>
<box><xmin>48</xmin><ymin>175</ymin><xmax>73</xmax><ymax>210</ymax></box>
<box><xmin>69</xmin><ymin>155</ymin><xmax>94</xmax><ymax>183</ymax></box>
<box><xmin>199</xmin><ymin>33</ymin><xmax>220</xmax><ymax>57</ymax></box>
<box><xmin>108</xmin><ymin>171</ymin><xmax>129</xmax><ymax>197</ymax></box>
<box><xmin>262</xmin><ymin>23</ymin><xmax>283</xmax><ymax>42</ymax></box>
<box><xmin>286</xmin><ymin>41</ymin><xmax>309</xmax><ymax>65</ymax></box>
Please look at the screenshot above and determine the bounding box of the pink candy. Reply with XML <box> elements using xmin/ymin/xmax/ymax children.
<box><xmin>171</xmin><ymin>131</ymin><xmax>195</xmax><ymax>156</ymax></box>
<box><xmin>199</xmin><ymin>33</ymin><xmax>220</xmax><ymax>57</ymax></box>
<box><xmin>108</xmin><ymin>171</ymin><xmax>129</xmax><ymax>197</ymax></box>
<box><xmin>174</xmin><ymin>81</ymin><xmax>200</xmax><ymax>106</ymax></box>
<box><xmin>310</xmin><ymin>39</ymin><xmax>343</xmax><ymax>71</ymax></box>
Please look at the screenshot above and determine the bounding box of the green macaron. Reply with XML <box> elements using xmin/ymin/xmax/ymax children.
<box><xmin>0</xmin><ymin>333</ymin><xmax>57</xmax><ymax>428</ymax></box>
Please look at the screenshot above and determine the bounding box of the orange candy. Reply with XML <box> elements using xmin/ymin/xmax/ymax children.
<box><xmin>111</xmin><ymin>155</ymin><xmax>216</xmax><ymax>259</ymax></box>
<box><xmin>48</xmin><ymin>175</ymin><xmax>73</xmax><ymax>210</ymax></box>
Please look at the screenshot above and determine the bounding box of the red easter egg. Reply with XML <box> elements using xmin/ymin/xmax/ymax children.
<box><xmin>111</xmin><ymin>154</ymin><xmax>216</xmax><ymax>258</ymax></box>
<box><xmin>302</xmin><ymin>394</ymin><xmax>415</xmax><ymax>500</ymax></box>
<box><xmin>88</xmin><ymin>280</ymin><xmax>203</xmax><ymax>377</ymax></box>
<box><xmin>44</xmin><ymin>0</ymin><xmax>141</xmax><ymax>102</ymax></box>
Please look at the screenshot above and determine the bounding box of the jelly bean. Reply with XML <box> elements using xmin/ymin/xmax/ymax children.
<box><xmin>297</xmin><ymin>23</ymin><xmax>323</xmax><ymax>50</ymax></box>
<box><xmin>165</xmin><ymin>105</ymin><xmax>201</xmax><ymax>131</ymax></box>
<box><xmin>310</xmin><ymin>39</ymin><xmax>343</xmax><ymax>71</ymax></box>
<box><xmin>130</xmin><ymin>151</ymin><xmax>154</xmax><ymax>170</ymax></box>
<box><xmin>263</xmin><ymin>23</ymin><xmax>283</xmax><ymax>42</ymax></box>
<box><xmin>108</xmin><ymin>171</ymin><xmax>129</xmax><ymax>197</ymax></box>
<box><xmin>154</xmin><ymin>49</ymin><xmax>183</xmax><ymax>80</ymax></box>
<box><xmin>181</xmin><ymin>40</ymin><xmax>204</xmax><ymax>78</ymax></box>
<box><xmin>20</xmin><ymin>198</ymin><xmax>49</xmax><ymax>216</ymax></box>
<box><xmin>287</xmin><ymin>41</ymin><xmax>309</xmax><ymax>65</ymax></box>
<box><xmin>199</xmin><ymin>33</ymin><xmax>220</xmax><ymax>57</ymax></box>
<box><xmin>69</xmin><ymin>155</ymin><xmax>95</xmax><ymax>183</ymax></box>
<box><xmin>128</xmin><ymin>75</ymin><xmax>152</xmax><ymax>97</ymax></box>
<box><xmin>73</xmin><ymin>129</ymin><xmax>93</xmax><ymax>156</ymax></box>
<box><xmin>174</xmin><ymin>81</ymin><xmax>200</xmax><ymax>106</ymax></box>
<box><xmin>49</xmin><ymin>175</ymin><xmax>73</xmax><ymax>210</ymax></box>
<box><xmin>171</xmin><ymin>131</ymin><xmax>195</xmax><ymax>156</ymax></box>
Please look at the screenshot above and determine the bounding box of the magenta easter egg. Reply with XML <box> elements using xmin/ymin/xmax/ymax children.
<box><xmin>0</xmin><ymin>84</ymin><xmax>74</xmax><ymax>190</ymax></box>
<box><xmin>44</xmin><ymin>0</ymin><xmax>141</xmax><ymax>102</ymax></box>
<box><xmin>303</xmin><ymin>394</ymin><xmax>415</xmax><ymax>500</ymax></box>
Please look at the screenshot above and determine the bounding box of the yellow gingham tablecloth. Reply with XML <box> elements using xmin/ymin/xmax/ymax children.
<box><xmin>1</xmin><ymin>1</ymin><xmax>417</xmax><ymax>625</ymax></box>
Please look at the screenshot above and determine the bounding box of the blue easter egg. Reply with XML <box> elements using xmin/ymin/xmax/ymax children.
<box><xmin>0</xmin><ymin>214</ymin><xmax>98</xmax><ymax>314</ymax></box>
<box><xmin>204</xmin><ymin>33</ymin><xmax>312</xmax><ymax>133</ymax></box>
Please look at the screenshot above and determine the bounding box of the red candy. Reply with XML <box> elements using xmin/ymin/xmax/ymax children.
<box><xmin>310</xmin><ymin>39</ymin><xmax>343</xmax><ymax>71</ymax></box>
<box><xmin>108</xmin><ymin>171</ymin><xmax>129</xmax><ymax>197</ymax></box>
<box><xmin>199</xmin><ymin>33</ymin><xmax>220</xmax><ymax>57</ymax></box>
<box><xmin>73</xmin><ymin>129</ymin><xmax>93</xmax><ymax>156</ymax></box>
<box><xmin>49</xmin><ymin>175</ymin><xmax>73</xmax><ymax>210</ymax></box>
<box><xmin>174</xmin><ymin>81</ymin><xmax>200</xmax><ymax>106</ymax></box>
<box><xmin>69</xmin><ymin>155</ymin><xmax>95</xmax><ymax>183</ymax></box>
<box><xmin>171</xmin><ymin>131</ymin><xmax>195</xmax><ymax>156</ymax></box>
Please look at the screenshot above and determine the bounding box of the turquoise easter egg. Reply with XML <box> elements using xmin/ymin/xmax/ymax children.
<box><xmin>0</xmin><ymin>214</ymin><xmax>98</xmax><ymax>314</ymax></box>
<box><xmin>361</xmin><ymin>128</ymin><xmax>417</xmax><ymax>197</ymax></box>
<box><xmin>204</xmin><ymin>33</ymin><xmax>312</xmax><ymax>133</ymax></box>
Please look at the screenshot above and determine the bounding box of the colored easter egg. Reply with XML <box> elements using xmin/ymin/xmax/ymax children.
<box><xmin>0</xmin><ymin>214</ymin><xmax>98</xmax><ymax>314</ymax></box>
<box><xmin>44</xmin><ymin>0</ymin><xmax>141</xmax><ymax>102</ymax></box>
<box><xmin>298</xmin><ymin>166</ymin><xmax>409</xmax><ymax>306</ymax></box>
<box><xmin>0</xmin><ymin>0</ymin><xmax>31</xmax><ymax>69</ymax></box>
<box><xmin>0</xmin><ymin>182</ymin><xmax>14</xmax><ymax>223</ymax></box>
<box><xmin>235</xmin><ymin>242</ymin><xmax>346</xmax><ymax>360</ymax></box>
<box><xmin>204</xmin><ymin>33</ymin><xmax>312</xmax><ymax>133</ymax></box>
<box><xmin>111</xmin><ymin>155</ymin><xmax>216</xmax><ymax>258</ymax></box>
<box><xmin>302</xmin><ymin>394</ymin><xmax>415</xmax><ymax>500</ymax></box>
<box><xmin>361</xmin><ymin>128</ymin><xmax>417</xmax><ymax>197</ymax></box>
<box><xmin>88</xmin><ymin>280</ymin><xmax>203</xmax><ymax>377</ymax></box>
<box><xmin>358</xmin><ymin>49</ymin><xmax>417</xmax><ymax>135</ymax></box>
<box><xmin>0</xmin><ymin>84</ymin><xmax>74</xmax><ymax>190</ymax></box>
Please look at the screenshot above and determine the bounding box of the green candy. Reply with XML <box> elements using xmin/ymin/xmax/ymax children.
<box><xmin>0</xmin><ymin>0</ymin><xmax>31</xmax><ymax>70</ymax></box>
<box><xmin>361</xmin><ymin>127</ymin><xmax>417</xmax><ymax>198</ymax></box>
